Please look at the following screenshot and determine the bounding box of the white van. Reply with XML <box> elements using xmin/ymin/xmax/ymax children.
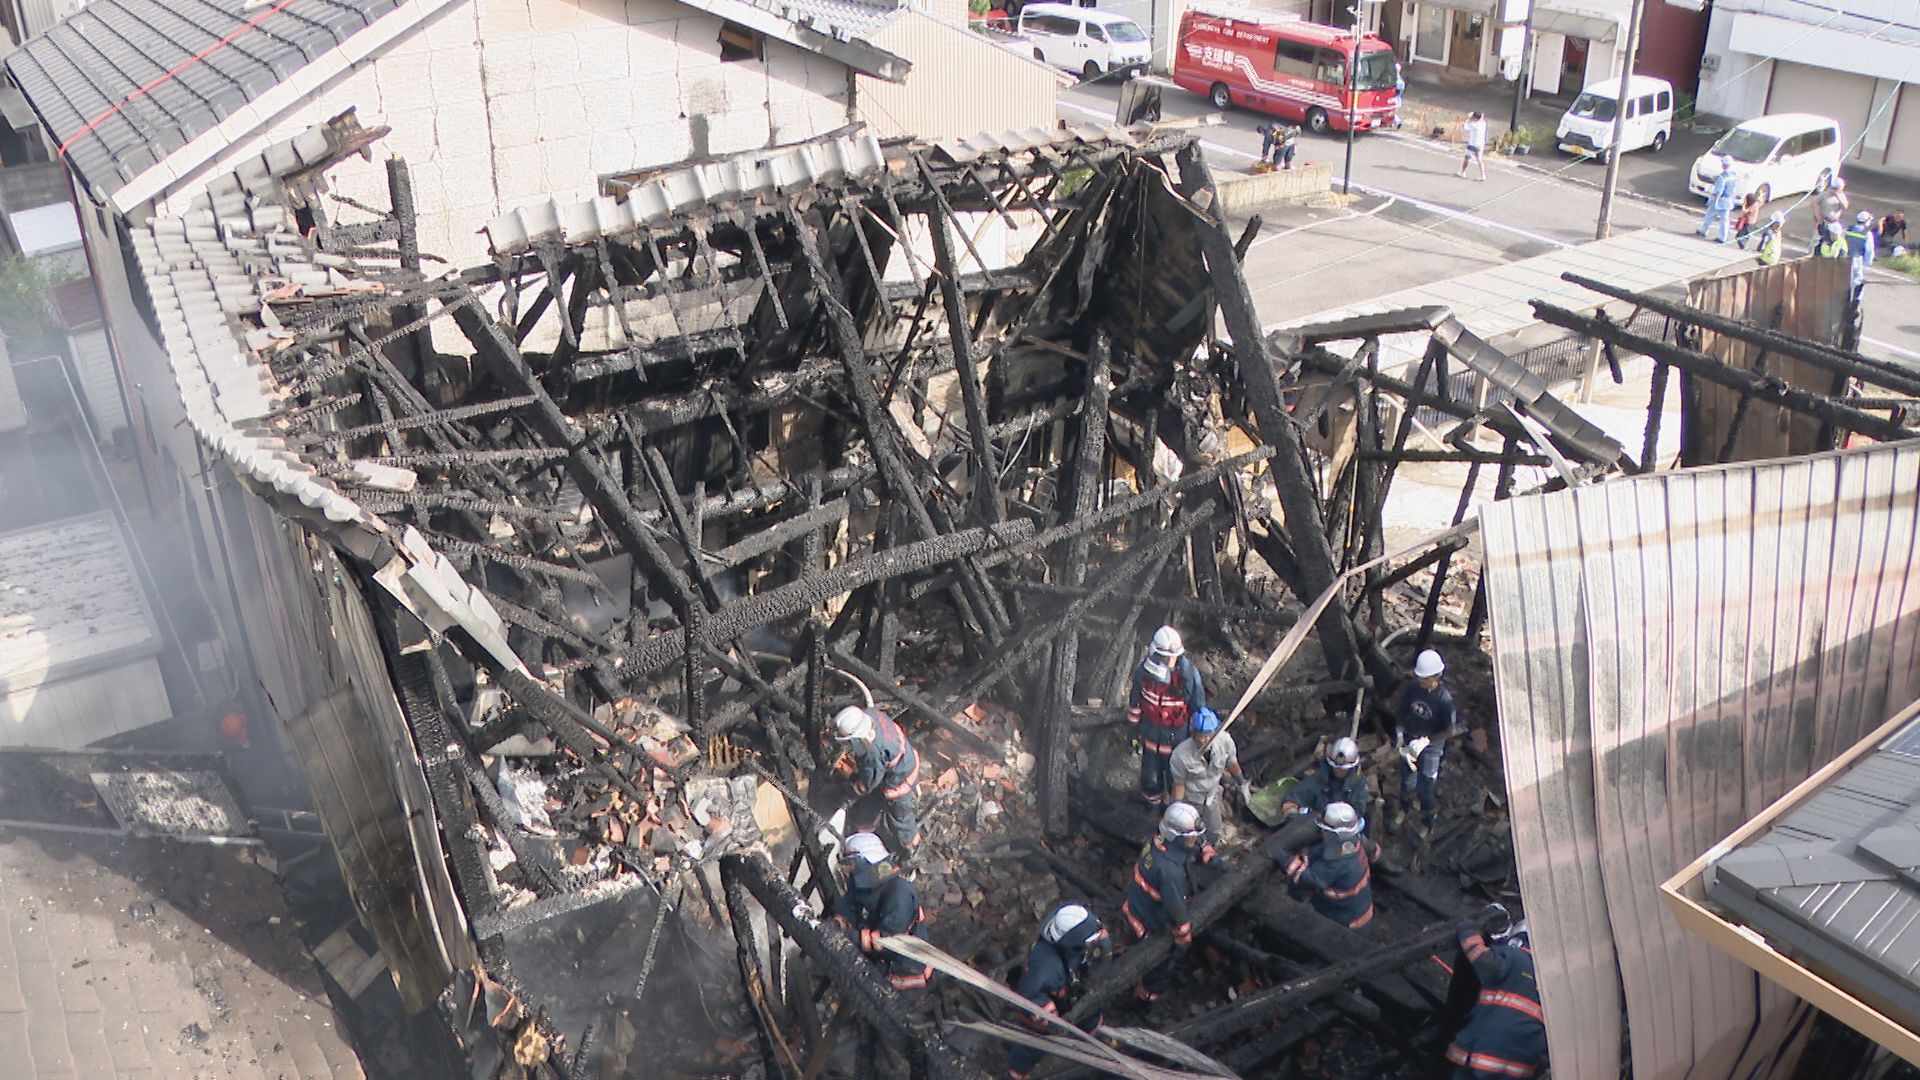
<box><xmin>1556</xmin><ymin>75</ymin><xmax>1673</xmax><ymax>159</ymax></box>
<box><xmin>1688</xmin><ymin>113</ymin><xmax>1844</xmax><ymax>205</ymax></box>
<box><xmin>1018</xmin><ymin>3</ymin><xmax>1151</xmax><ymax>81</ymax></box>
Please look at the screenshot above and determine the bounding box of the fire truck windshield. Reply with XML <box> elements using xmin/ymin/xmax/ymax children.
<box><xmin>1353</xmin><ymin>50</ymin><xmax>1396</xmax><ymax>91</ymax></box>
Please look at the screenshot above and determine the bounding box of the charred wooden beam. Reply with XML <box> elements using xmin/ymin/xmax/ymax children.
<box><xmin>1067</xmin><ymin>816</ymin><xmax>1314</xmax><ymax>1023</ymax></box>
<box><xmin>1561</xmin><ymin>271</ymin><xmax>1920</xmax><ymax>397</ymax></box>
<box><xmin>1198</xmin><ymin>931</ymin><xmax>1379</xmax><ymax>1023</ymax></box>
<box><xmin>1531</xmin><ymin>300</ymin><xmax>1915</xmax><ymax>443</ymax></box>
<box><xmin>1173</xmin><ymin>144</ymin><xmax>1365</xmax><ymax>685</ymax></box>
<box><xmin>449</xmin><ymin>295</ymin><xmax>705</xmax><ymax>628</ymax></box>
<box><xmin>1039</xmin><ymin>334</ymin><xmax>1109</xmax><ymax>836</ymax></box>
<box><xmin>1167</xmin><ymin>911</ymin><xmax>1503</xmax><ymax>1049</ymax></box>
<box><xmin>827</xmin><ymin>647</ymin><xmax>1000</xmax><ymax>758</ymax></box>
<box><xmin>929</xmin><ymin>197</ymin><xmax>1005</xmax><ymax>525</ymax></box>
<box><xmin>1005</xmin><ymin>582</ymin><xmax>1297</xmax><ymax>626</ymax></box>
<box><xmin>621</xmin><ymin>519</ymin><xmax>1034</xmax><ymax>677</ymax></box>
<box><xmin>719</xmin><ymin>852</ymin><xmax>976</xmax><ymax>1078</ymax></box>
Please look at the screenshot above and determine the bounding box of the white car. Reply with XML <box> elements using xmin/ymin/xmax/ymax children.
<box><xmin>1555</xmin><ymin>75</ymin><xmax>1673</xmax><ymax>159</ymax></box>
<box><xmin>1018</xmin><ymin>3</ymin><xmax>1151</xmax><ymax>81</ymax></box>
<box><xmin>1688</xmin><ymin>113</ymin><xmax>1844</xmax><ymax>206</ymax></box>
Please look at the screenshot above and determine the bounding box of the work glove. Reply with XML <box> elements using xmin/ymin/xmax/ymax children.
<box><xmin>1237</xmin><ymin>779</ymin><xmax>1254</xmax><ymax>805</ymax></box>
<box><xmin>1455</xmin><ymin>918</ymin><xmax>1482</xmax><ymax>942</ymax></box>
<box><xmin>1129</xmin><ymin>736</ymin><xmax>1142</xmax><ymax>755</ymax></box>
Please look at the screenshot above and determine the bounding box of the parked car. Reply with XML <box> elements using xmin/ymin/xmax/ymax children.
<box><xmin>1018</xmin><ymin>3</ymin><xmax>1151</xmax><ymax>82</ymax></box>
<box><xmin>1688</xmin><ymin>113</ymin><xmax>1844</xmax><ymax>206</ymax></box>
<box><xmin>1555</xmin><ymin>74</ymin><xmax>1673</xmax><ymax>159</ymax></box>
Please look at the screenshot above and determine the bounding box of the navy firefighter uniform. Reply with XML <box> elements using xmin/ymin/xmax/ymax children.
<box><xmin>1281</xmin><ymin>801</ymin><xmax>1382</xmax><ymax>930</ymax></box>
<box><xmin>1126</xmin><ymin>626</ymin><xmax>1207</xmax><ymax>805</ymax></box>
<box><xmin>1447</xmin><ymin>922</ymin><xmax>1546</xmax><ymax>1079</ymax></box>
<box><xmin>831</xmin><ymin>832</ymin><xmax>933</xmax><ymax>991</ymax></box>
<box><xmin>834</xmin><ymin>706</ymin><xmax>922</xmax><ymax>851</ymax></box>
<box><xmin>1121</xmin><ymin>801</ymin><xmax>1213</xmax><ymax>1001</ymax></box>
<box><xmin>1006</xmin><ymin>904</ymin><xmax>1111</xmax><ymax>1079</ymax></box>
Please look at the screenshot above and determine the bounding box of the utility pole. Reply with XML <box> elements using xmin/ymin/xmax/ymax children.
<box><xmin>1594</xmin><ymin>0</ymin><xmax>1645</xmax><ymax>240</ymax></box>
<box><xmin>1508</xmin><ymin>2</ymin><xmax>1533</xmax><ymax>133</ymax></box>
<box><xmin>1341</xmin><ymin>0</ymin><xmax>1382</xmax><ymax>195</ymax></box>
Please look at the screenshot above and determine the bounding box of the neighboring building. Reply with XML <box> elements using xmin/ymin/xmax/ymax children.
<box><xmin>1390</xmin><ymin>0</ymin><xmax>1705</xmax><ymax>102</ymax></box>
<box><xmin>1696</xmin><ymin>0</ymin><xmax>1920</xmax><ymax>175</ymax></box>
<box><xmin>0</xmin><ymin>0</ymin><xmax>80</xmax><ymax>163</ymax></box>
<box><xmin>47</xmin><ymin>276</ymin><xmax>129</xmax><ymax>444</ymax></box>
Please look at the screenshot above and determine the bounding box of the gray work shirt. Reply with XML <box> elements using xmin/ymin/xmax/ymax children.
<box><xmin>1170</xmin><ymin>732</ymin><xmax>1238</xmax><ymax>805</ymax></box>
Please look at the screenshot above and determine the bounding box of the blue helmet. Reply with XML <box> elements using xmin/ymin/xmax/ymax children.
<box><xmin>1190</xmin><ymin>708</ymin><xmax>1221</xmax><ymax>734</ymax></box>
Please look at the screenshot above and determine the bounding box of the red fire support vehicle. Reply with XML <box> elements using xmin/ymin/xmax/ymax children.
<box><xmin>1172</xmin><ymin>6</ymin><xmax>1400</xmax><ymax>134</ymax></box>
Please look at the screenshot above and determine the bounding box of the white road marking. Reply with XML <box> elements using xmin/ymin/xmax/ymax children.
<box><xmin>1864</xmin><ymin>336</ymin><xmax>1920</xmax><ymax>363</ymax></box>
<box><xmin>1246</xmin><ymin>196</ymin><xmax>1396</xmax><ymax>248</ymax></box>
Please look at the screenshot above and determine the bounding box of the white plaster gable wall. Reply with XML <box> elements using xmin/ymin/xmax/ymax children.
<box><xmin>160</xmin><ymin>0</ymin><xmax>853</xmax><ymax>273</ymax></box>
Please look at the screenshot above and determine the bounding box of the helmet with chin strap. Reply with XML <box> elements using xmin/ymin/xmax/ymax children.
<box><xmin>833</xmin><ymin>706</ymin><xmax>876</xmax><ymax>741</ymax></box>
<box><xmin>1150</xmin><ymin>625</ymin><xmax>1184</xmax><ymax>658</ymax></box>
<box><xmin>1319</xmin><ymin>801</ymin><xmax>1363</xmax><ymax>841</ymax></box>
<box><xmin>1327</xmin><ymin>736</ymin><xmax>1360</xmax><ymax>771</ymax></box>
<box><xmin>1161</xmin><ymin>801</ymin><xmax>1204</xmax><ymax>843</ymax></box>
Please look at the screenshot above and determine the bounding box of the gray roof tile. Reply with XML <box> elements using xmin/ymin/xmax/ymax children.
<box><xmin>3</xmin><ymin>0</ymin><xmax>410</xmax><ymax>202</ymax></box>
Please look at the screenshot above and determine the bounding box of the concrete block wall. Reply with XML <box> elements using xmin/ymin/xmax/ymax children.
<box><xmin>161</xmin><ymin>0</ymin><xmax>853</xmax><ymax>273</ymax></box>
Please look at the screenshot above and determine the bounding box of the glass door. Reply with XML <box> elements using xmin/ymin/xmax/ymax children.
<box><xmin>1413</xmin><ymin>6</ymin><xmax>1448</xmax><ymax>64</ymax></box>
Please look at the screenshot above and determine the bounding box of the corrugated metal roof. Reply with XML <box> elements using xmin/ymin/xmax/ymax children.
<box><xmin>1480</xmin><ymin>440</ymin><xmax>1920</xmax><ymax>1080</ymax></box>
<box><xmin>745</xmin><ymin>0</ymin><xmax>901</xmax><ymax>37</ymax></box>
<box><xmin>1268</xmin><ymin>229</ymin><xmax>1758</xmax><ymax>377</ymax></box>
<box><xmin>2</xmin><ymin>0</ymin><xmax>412</xmax><ymax>201</ymax></box>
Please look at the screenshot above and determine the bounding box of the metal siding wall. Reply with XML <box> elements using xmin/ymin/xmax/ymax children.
<box><xmin>1482</xmin><ymin>493</ymin><xmax>1625</xmax><ymax>1080</ymax></box>
<box><xmin>858</xmin><ymin>13</ymin><xmax>1059</xmax><ymax>140</ymax></box>
<box><xmin>1483</xmin><ymin>442</ymin><xmax>1920</xmax><ymax>1078</ymax></box>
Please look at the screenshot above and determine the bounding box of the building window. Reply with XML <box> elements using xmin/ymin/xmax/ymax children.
<box><xmin>1413</xmin><ymin>6</ymin><xmax>1447</xmax><ymax>63</ymax></box>
<box><xmin>719</xmin><ymin>22</ymin><xmax>764</xmax><ymax>61</ymax></box>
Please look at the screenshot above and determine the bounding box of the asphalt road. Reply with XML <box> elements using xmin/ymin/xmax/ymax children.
<box><xmin>1058</xmin><ymin>77</ymin><xmax>1920</xmax><ymax>368</ymax></box>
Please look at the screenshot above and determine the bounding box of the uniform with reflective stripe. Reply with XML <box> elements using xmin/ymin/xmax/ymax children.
<box><xmin>1121</xmin><ymin>835</ymin><xmax>1197</xmax><ymax>997</ymax></box>
<box><xmin>1287</xmin><ymin>837</ymin><xmax>1381</xmax><ymax>930</ymax></box>
<box><xmin>847</xmin><ymin>710</ymin><xmax>921</xmax><ymax>848</ymax></box>
<box><xmin>832</xmin><ymin>863</ymin><xmax>933</xmax><ymax>990</ymax></box>
<box><xmin>1447</xmin><ymin>933</ymin><xmax>1544</xmax><ymax>1079</ymax></box>
<box><xmin>1005</xmin><ymin>923</ymin><xmax>1109</xmax><ymax>1078</ymax></box>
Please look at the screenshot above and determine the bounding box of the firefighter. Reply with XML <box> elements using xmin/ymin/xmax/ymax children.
<box><xmin>1121</xmin><ymin>801</ymin><xmax>1215</xmax><ymax>1003</ymax></box>
<box><xmin>1281</xmin><ymin>802</ymin><xmax>1382</xmax><ymax>931</ymax></box>
<box><xmin>1126</xmin><ymin>626</ymin><xmax>1207</xmax><ymax>805</ymax></box>
<box><xmin>833</xmin><ymin>705</ymin><xmax>921</xmax><ymax>853</ymax></box>
<box><xmin>1006</xmin><ymin>903</ymin><xmax>1112</xmax><ymax>1079</ymax></box>
<box><xmin>1446</xmin><ymin>921</ymin><xmax>1546</xmax><ymax>1079</ymax></box>
<box><xmin>1280</xmin><ymin>736</ymin><xmax>1372</xmax><ymax>831</ymax></box>
<box><xmin>1169</xmin><ymin>707</ymin><xmax>1249</xmax><ymax>844</ymax></box>
<box><xmin>829</xmin><ymin>832</ymin><xmax>934</xmax><ymax>991</ymax></box>
<box><xmin>1391</xmin><ymin>649</ymin><xmax>1460</xmax><ymax>836</ymax></box>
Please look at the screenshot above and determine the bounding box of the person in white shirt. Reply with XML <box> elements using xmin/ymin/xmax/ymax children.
<box><xmin>1457</xmin><ymin>111</ymin><xmax>1488</xmax><ymax>181</ymax></box>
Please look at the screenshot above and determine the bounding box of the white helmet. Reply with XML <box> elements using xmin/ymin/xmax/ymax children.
<box><xmin>1160</xmin><ymin>801</ymin><xmax>1203</xmax><ymax>841</ymax></box>
<box><xmin>1328</xmin><ymin>737</ymin><xmax>1360</xmax><ymax>771</ymax></box>
<box><xmin>1043</xmin><ymin>903</ymin><xmax>1095</xmax><ymax>944</ymax></box>
<box><xmin>1319</xmin><ymin>801</ymin><xmax>1363</xmax><ymax>840</ymax></box>
<box><xmin>843</xmin><ymin>831</ymin><xmax>889</xmax><ymax>864</ymax></box>
<box><xmin>833</xmin><ymin>706</ymin><xmax>876</xmax><ymax>741</ymax></box>
<box><xmin>1413</xmin><ymin>650</ymin><xmax>1445</xmax><ymax>679</ymax></box>
<box><xmin>1150</xmin><ymin>626</ymin><xmax>1184</xmax><ymax>658</ymax></box>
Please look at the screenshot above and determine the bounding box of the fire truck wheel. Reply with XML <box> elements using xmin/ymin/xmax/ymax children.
<box><xmin>1209</xmin><ymin>83</ymin><xmax>1231</xmax><ymax>110</ymax></box>
<box><xmin>1306</xmin><ymin>107</ymin><xmax>1329</xmax><ymax>134</ymax></box>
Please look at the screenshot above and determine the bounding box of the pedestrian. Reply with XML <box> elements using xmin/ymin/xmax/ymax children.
<box><xmin>1121</xmin><ymin>801</ymin><xmax>1216</xmax><ymax>1003</ymax></box>
<box><xmin>1126</xmin><ymin>625</ymin><xmax>1206</xmax><ymax>806</ymax></box>
<box><xmin>1005</xmin><ymin>904</ymin><xmax>1111</xmax><ymax>1079</ymax></box>
<box><xmin>1815</xmin><ymin>220</ymin><xmax>1848</xmax><ymax>259</ymax></box>
<box><xmin>1280</xmin><ymin>801</ymin><xmax>1382</xmax><ymax>930</ymax></box>
<box><xmin>1879</xmin><ymin>210</ymin><xmax>1908</xmax><ymax>256</ymax></box>
<box><xmin>1812</xmin><ymin>176</ymin><xmax>1848</xmax><ymax>247</ymax></box>
<box><xmin>1755</xmin><ymin>211</ymin><xmax>1785</xmax><ymax>266</ymax></box>
<box><xmin>1846</xmin><ymin>209</ymin><xmax>1876</xmax><ymax>301</ymax></box>
<box><xmin>1169</xmin><ymin>707</ymin><xmax>1250</xmax><ymax>844</ymax></box>
<box><xmin>1446</xmin><ymin>920</ymin><xmax>1545</xmax><ymax>1079</ymax></box>
<box><xmin>1698</xmin><ymin>157</ymin><xmax>1736</xmax><ymax>244</ymax></box>
<box><xmin>829</xmin><ymin>832</ymin><xmax>934</xmax><ymax>990</ymax></box>
<box><xmin>1456</xmin><ymin>111</ymin><xmax>1487</xmax><ymax>181</ymax></box>
<box><xmin>1732</xmin><ymin>194</ymin><xmax>1760</xmax><ymax>249</ymax></box>
<box><xmin>832</xmin><ymin>705</ymin><xmax>922</xmax><ymax>854</ymax></box>
<box><xmin>1257</xmin><ymin>122</ymin><xmax>1281</xmax><ymax>169</ymax></box>
<box><xmin>1275</xmin><ymin>123</ymin><xmax>1299</xmax><ymax>169</ymax></box>
<box><xmin>1391</xmin><ymin>649</ymin><xmax>1464</xmax><ymax>836</ymax></box>
<box><xmin>1280</xmin><ymin>735</ymin><xmax>1371</xmax><ymax>830</ymax></box>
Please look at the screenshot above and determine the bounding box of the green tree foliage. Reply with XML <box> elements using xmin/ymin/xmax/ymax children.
<box><xmin>0</xmin><ymin>254</ymin><xmax>79</xmax><ymax>358</ymax></box>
